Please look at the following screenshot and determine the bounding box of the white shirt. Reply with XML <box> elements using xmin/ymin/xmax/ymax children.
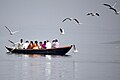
<box><xmin>22</xmin><ymin>43</ymin><xmax>29</xmax><ymax>49</ymax></box>
<box><xmin>55</xmin><ymin>42</ymin><xmax>59</xmax><ymax>48</ymax></box>
<box><xmin>46</xmin><ymin>42</ymin><xmax>52</xmax><ymax>49</ymax></box>
<box><xmin>17</xmin><ymin>42</ymin><xmax>23</xmax><ymax>49</ymax></box>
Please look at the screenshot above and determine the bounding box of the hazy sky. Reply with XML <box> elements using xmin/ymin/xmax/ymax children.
<box><xmin>0</xmin><ymin>0</ymin><xmax>120</xmax><ymax>46</ymax></box>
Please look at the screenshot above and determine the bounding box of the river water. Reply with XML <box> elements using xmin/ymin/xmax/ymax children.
<box><xmin>0</xmin><ymin>40</ymin><xmax>120</xmax><ymax>80</ymax></box>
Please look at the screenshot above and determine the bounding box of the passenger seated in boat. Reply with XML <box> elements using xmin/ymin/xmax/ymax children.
<box><xmin>55</xmin><ymin>39</ymin><xmax>59</xmax><ymax>48</ymax></box>
<box><xmin>23</xmin><ymin>41</ymin><xmax>29</xmax><ymax>49</ymax></box>
<box><xmin>46</xmin><ymin>40</ymin><xmax>52</xmax><ymax>49</ymax></box>
<box><xmin>52</xmin><ymin>39</ymin><xmax>59</xmax><ymax>48</ymax></box>
<box><xmin>27</xmin><ymin>41</ymin><xmax>34</xmax><ymax>49</ymax></box>
<box><xmin>32</xmin><ymin>41</ymin><xmax>39</xmax><ymax>49</ymax></box>
<box><xmin>42</xmin><ymin>41</ymin><xmax>46</xmax><ymax>49</ymax></box>
<box><xmin>39</xmin><ymin>41</ymin><xmax>43</xmax><ymax>49</ymax></box>
<box><xmin>52</xmin><ymin>40</ymin><xmax>56</xmax><ymax>48</ymax></box>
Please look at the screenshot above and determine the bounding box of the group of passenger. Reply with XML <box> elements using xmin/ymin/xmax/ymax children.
<box><xmin>16</xmin><ymin>39</ymin><xmax>59</xmax><ymax>49</ymax></box>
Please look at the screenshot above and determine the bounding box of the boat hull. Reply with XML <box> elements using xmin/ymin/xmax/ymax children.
<box><xmin>5</xmin><ymin>45</ymin><xmax>72</xmax><ymax>55</ymax></box>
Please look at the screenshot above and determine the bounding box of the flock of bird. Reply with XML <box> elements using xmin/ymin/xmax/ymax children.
<box><xmin>87</xmin><ymin>12</ymin><xmax>100</xmax><ymax>16</ymax></box>
<box><xmin>59</xmin><ymin>18</ymin><xmax>82</xmax><ymax>35</ymax></box>
<box><xmin>4</xmin><ymin>2</ymin><xmax>120</xmax><ymax>53</ymax></box>
<box><xmin>4</xmin><ymin>2</ymin><xmax>120</xmax><ymax>36</ymax></box>
<box><xmin>59</xmin><ymin>2</ymin><xmax>120</xmax><ymax>52</ymax></box>
<box><xmin>59</xmin><ymin>2</ymin><xmax>120</xmax><ymax>35</ymax></box>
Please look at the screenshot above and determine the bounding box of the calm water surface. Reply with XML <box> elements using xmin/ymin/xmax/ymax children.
<box><xmin>0</xmin><ymin>42</ymin><xmax>120</xmax><ymax>80</ymax></box>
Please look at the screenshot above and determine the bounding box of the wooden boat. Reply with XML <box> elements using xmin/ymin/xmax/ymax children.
<box><xmin>5</xmin><ymin>45</ymin><xmax>72</xmax><ymax>55</ymax></box>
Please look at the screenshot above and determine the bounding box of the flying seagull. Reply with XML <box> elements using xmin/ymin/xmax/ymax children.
<box><xmin>103</xmin><ymin>2</ymin><xmax>120</xmax><ymax>15</ymax></box>
<box><xmin>103</xmin><ymin>3</ymin><xmax>112</xmax><ymax>8</ymax></box>
<box><xmin>5</xmin><ymin>26</ymin><xmax>19</xmax><ymax>35</ymax></box>
<box><xmin>62</xmin><ymin>18</ymin><xmax>72</xmax><ymax>22</ymax></box>
<box><xmin>72</xmin><ymin>45</ymin><xmax>78</xmax><ymax>53</ymax></box>
<box><xmin>62</xmin><ymin>18</ymin><xmax>83</xmax><ymax>25</ymax></box>
<box><xmin>87</xmin><ymin>12</ymin><xmax>100</xmax><ymax>16</ymax></box>
<box><xmin>59</xmin><ymin>28</ymin><xmax>65</xmax><ymax>35</ymax></box>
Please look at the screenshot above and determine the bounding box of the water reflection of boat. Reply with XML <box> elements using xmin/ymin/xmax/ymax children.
<box><xmin>5</xmin><ymin>45</ymin><xmax>72</xmax><ymax>55</ymax></box>
<box><xmin>45</xmin><ymin>61</ymin><xmax>51</xmax><ymax>80</ymax></box>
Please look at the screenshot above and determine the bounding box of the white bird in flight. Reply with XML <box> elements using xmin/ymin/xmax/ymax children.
<box><xmin>62</xmin><ymin>18</ymin><xmax>83</xmax><ymax>25</ymax></box>
<box><xmin>59</xmin><ymin>28</ymin><xmax>65</xmax><ymax>35</ymax></box>
<box><xmin>72</xmin><ymin>45</ymin><xmax>78</xmax><ymax>53</ymax></box>
<box><xmin>87</xmin><ymin>12</ymin><xmax>100</xmax><ymax>16</ymax></box>
<box><xmin>5</xmin><ymin>26</ymin><xmax>19</xmax><ymax>35</ymax></box>
<box><xmin>103</xmin><ymin>2</ymin><xmax>120</xmax><ymax>15</ymax></box>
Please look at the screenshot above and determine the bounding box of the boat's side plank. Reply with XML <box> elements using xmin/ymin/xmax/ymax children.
<box><xmin>5</xmin><ymin>45</ymin><xmax>72</xmax><ymax>55</ymax></box>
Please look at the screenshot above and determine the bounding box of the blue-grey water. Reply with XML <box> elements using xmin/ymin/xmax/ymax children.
<box><xmin>0</xmin><ymin>40</ymin><xmax>120</xmax><ymax>80</ymax></box>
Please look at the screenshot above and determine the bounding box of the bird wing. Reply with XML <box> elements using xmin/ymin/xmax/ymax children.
<box><xmin>8</xmin><ymin>40</ymin><xmax>15</xmax><ymax>45</ymax></box>
<box><xmin>87</xmin><ymin>13</ymin><xmax>90</xmax><ymax>15</ymax></box>
<box><xmin>62</xmin><ymin>18</ymin><xmax>72</xmax><ymax>22</ymax></box>
<box><xmin>5</xmin><ymin>26</ymin><xmax>12</xmax><ymax>33</ymax></box>
<box><xmin>103</xmin><ymin>3</ymin><xmax>112</xmax><ymax>8</ymax></box>
<box><xmin>111</xmin><ymin>7</ymin><xmax>117</xmax><ymax>13</ymax></box>
<box><xmin>91</xmin><ymin>13</ymin><xmax>95</xmax><ymax>16</ymax></box>
<box><xmin>87</xmin><ymin>13</ymin><xmax>94</xmax><ymax>16</ymax></box>
<box><xmin>60</xmin><ymin>28</ymin><xmax>63</xmax><ymax>33</ymax></box>
<box><xmin>73</xmin><ymin>19</ymin><xmax>80</xmax><ymax>24</ymax></box>
<box><xmin>96</xmin><ymin>13</ymin><xmax>100</xmax><ymax>16</ymax></box>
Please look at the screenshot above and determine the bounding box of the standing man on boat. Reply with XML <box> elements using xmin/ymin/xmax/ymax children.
<box><xmin>46</xmin><ymin>40</ymin><xmax>52</xmax><ymax>49</ymax></box>
<box><xmin>17</xmin><ymin>39</ymin><xmax>24</xmax><ymax>49</ymax></box>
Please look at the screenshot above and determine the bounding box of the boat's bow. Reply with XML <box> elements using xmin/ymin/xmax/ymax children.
<box><xmin>5</xmin><ymin>46</ymin><xmax>14</xmax><ymax>52</ymax></box>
